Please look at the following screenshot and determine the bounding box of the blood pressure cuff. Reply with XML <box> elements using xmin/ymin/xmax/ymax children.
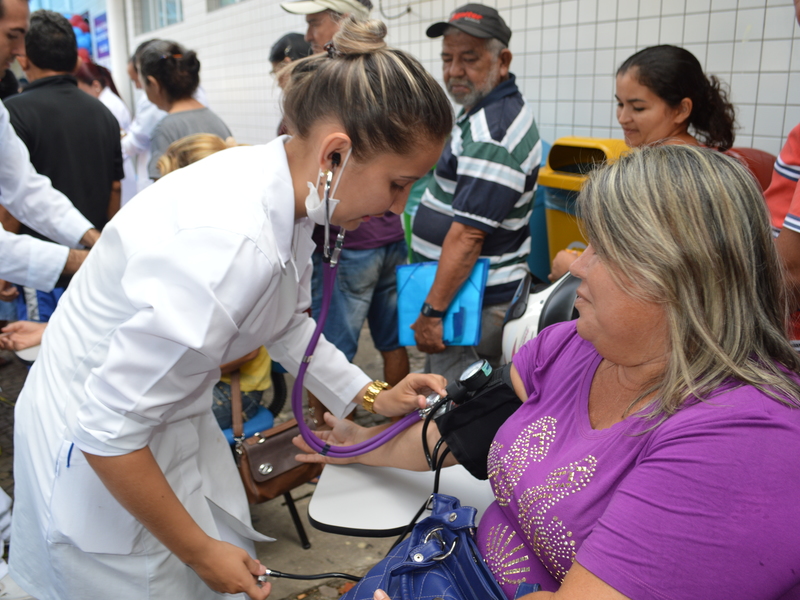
<box><xmin>434</xmin><ymin>363</ymin><xmax>522</xmax><ymax>480</ymax></box>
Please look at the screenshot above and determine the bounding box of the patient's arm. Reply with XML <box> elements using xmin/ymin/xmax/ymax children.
<box><xmin>294</xmin><ymin>363</ymin><xmax>527</xmax><ymax>471</ymax></box>
<box><xmin>517</xmin><ymin>562</ymin><xmax>631</xmax><ymax>600</ymax></box>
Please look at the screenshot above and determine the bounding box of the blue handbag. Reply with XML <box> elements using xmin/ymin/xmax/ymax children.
<box><xmin>340</xmin><ymin>493</ymin><xmax>539</xmax><ymax>600</ymax></box>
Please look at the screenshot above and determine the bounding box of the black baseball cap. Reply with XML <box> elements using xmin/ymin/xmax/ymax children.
<box><xmin>269</xmin><ymin>33</ymin><xmax>312</xmax><ymax>63</ymax></box>
<box><xmin>426</xmin><ymin>4</ymin><xmax>511</xmax><ymax>46</ymax></box>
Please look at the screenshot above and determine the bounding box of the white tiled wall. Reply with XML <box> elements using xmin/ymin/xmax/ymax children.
<box><xmin>127</xmin><ymin>0</ymin><xmax>800</xmax><ymax>155</ymax></box>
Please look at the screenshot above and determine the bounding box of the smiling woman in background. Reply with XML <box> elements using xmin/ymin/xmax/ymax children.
<box><xmin>549</xmin><ymin>45</ymin><xmax>737</xmax><ymax>281</ymax></box>
<box><xmin>614</xmin><ymin>44</ymin><xmax>736</xmax><ymax>150</ymax></box>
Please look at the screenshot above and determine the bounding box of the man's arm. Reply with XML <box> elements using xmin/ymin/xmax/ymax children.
<box><xmin>108</xmin><ymin>181</ymin><xmax>121</xmax><ymax>220</ymax></box>
<box><xmin>0</xmin><ymin>205</ymin><xmax>20</xmax><ymax>234</ymax></box>
<box><xmin>0</xmin><ymin>195</ymin><xmax>95</xmax><ymax>264</ymax></box>
<box><xmin>62</xmin><ymin>248</ymin><xmax>89</xmax><ymax>275</ymax></box>
<box><xmin>79</xmin><ymin>228</ymin><xmax>100</xmax><ymax>248</ymax></box>
<box><xmin>1</xmin><ymin>186</ymin><xmax>98</xmax><ymax>249</ymax></box>
<box><xmin>412</xmin><ymin>222</ymin><xmax>487</xmax><ymax>353</ymax></box>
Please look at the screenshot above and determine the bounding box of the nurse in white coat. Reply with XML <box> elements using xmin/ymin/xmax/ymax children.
<box><xmin>9</xmin><ymin>17</ymin><xmax>454</xmax><ymax>600</ymax></box>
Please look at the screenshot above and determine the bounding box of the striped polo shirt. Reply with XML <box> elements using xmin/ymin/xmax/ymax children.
<box><xmin>411</xmin><ymin>74</ymin><xmax>541</xmax><ymax>305</ymax></box>
<box><xmin>765</xmin><ymin>123</ymin><xmax>800</xmax><ymax>235</ymax></box>
<box><xmin>771</xmin><ymin>123</ymin><xmax>800</xmax><ymax>350</ymax></box>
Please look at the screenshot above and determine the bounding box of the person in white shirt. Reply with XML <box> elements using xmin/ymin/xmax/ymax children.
<box><xmin>122</xmin><ymin>39</ymin><xmax>166</xmax><ymax>194</ymax></box>
<box><xmin>0</xmin><ymin>1</ymin><xmax>98</xmax><ymax>598</ymax></box>
<box><xmin>9</xmin><ymin>16</ymin><xmax>454</xmax><ymax>600</ymax></box>
<box><xmin>122</xmin><ymin>39</ymin><xmax>210</xmax><ymax>197</ymax></box>
<box><xmin>0</xmin><ymin>9</ymin><xmax>98</xmax><ymax>292</ymax></box>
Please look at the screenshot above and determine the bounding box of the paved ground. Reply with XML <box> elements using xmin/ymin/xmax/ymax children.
<box><xmin>0</xmin><ymin>351</ymin><xmax>23</xmax><ymax>500</ymax></box>
<box><xmin>0</xmin><ymin>328</ymin><xmax>426</xmax><ymax>600</ymax></box>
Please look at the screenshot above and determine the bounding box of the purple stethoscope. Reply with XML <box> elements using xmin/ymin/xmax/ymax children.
<box><xmin>291</xmin><ymin>164</ymin><xmax>421</xmax><ymax>458</ymax></box>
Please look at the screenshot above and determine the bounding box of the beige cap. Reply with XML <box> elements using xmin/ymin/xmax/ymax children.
<box><xmin>280</xmin><ymin>0</ymin><xmax>371</xmax><ymax>18</ymax></box>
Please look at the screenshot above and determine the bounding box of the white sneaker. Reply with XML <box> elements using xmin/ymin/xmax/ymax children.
<box><xmin>0</xmin><ymin>574</ymin><xmax>34</xmax><ymax>599</ymax></box>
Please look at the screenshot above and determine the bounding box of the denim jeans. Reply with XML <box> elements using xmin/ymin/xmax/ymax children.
<box><xmin>211</xmin><ymin>381</ymin><xmax>262</xmax><ymax>430</ymax></box>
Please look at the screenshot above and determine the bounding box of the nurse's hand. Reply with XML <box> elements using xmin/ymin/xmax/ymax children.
<box><xmin>189</xmin><ymin>538</ymin><xmax>271</xmax><ymax>599</ymax></box>
<box><xmin>369</xmin><ymin>373</ymin><xmax>447</xmax><ymax>417</ymax></box>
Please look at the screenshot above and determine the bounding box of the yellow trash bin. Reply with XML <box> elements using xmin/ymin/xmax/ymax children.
<box><xmin>539</xmin><ymin>137</ymin><xmax>629</xmax><ymax>261</ymax></box>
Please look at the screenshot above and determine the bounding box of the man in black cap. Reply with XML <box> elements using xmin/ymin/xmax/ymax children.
<box><xmin>411</xmin><ymin>3</ymin><xmax>542</xmax><ymax>383</ymax></box>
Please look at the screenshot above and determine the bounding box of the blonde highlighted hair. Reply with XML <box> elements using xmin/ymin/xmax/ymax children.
<box><xmin>578</xmin><ymin>145</ymin><xmax>800</xmax><ymax>420</ymax></box>
<box><xmin>157</xmin><ymin>133</ymin><xmax>236</xmax><ymax>176</ymax></box>
<box><xmin>281</xmin><ymin>17</ymin><xmax>453</xmax><ymax>161</ymax></box>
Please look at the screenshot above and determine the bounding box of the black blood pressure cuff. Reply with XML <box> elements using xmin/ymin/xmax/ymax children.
<box><xmin>434</xmin><ymin>363</ymin><xmax>522</xmax><ymax>480</ymax></box>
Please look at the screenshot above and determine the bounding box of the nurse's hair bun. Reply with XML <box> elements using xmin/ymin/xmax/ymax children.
<box><xmin>329</xmin><ymin>17</ymin><xmax>387</xmax><ymax>56</ymax></box>
<box><xmin>282</xmin><ymin>15</ymin><xmax>452</xmax><ymax>163</ymax></box>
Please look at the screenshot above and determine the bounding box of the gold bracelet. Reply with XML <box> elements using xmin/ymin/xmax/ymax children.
<box><xmin>362</xmin><ymin>380</ymin><xmax>391</xmax><ymax>414</ymax></box>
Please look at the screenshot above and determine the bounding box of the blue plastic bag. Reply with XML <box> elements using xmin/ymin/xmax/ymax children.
<box><xmin>396</xmin><ymin>259</ymin><xmax>490</xmax><ymax>347</ymax></box>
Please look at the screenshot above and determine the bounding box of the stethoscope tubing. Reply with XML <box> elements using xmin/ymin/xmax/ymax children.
<box><xmin>291</xmin><ymin>258</ymin><xmax>420</xmax><ymax>457</ymax></box>
<box><xmin>292</xmin><ymin>168</ymin><xmax>419</xmax><ymax>458</ymax></box>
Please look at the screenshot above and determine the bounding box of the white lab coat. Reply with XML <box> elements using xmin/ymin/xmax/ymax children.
<box><xmin>9</xmin><ymin>138</ymin><xmax>371</xmax><ymax>600</ymax></box>
<box><xmin>99</xmin><ymin>87</ymin><xmax>137</xmax><ymax>207</ymax></box>
<box><xmin>0</xmin><ymin>100</ymin><xmax>93</xmax><ymax>290</ymax></box>
<box><xmin>121</xmin><ymin>91</ymin><xmax>166</xmax><ymax>194</ymax></box>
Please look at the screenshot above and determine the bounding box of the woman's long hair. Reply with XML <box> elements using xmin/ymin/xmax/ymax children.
<box><xmin>618</xmin><ymin>45</ymin><xmax>736</xmax><ymax>151</ymax></box>
<box><xmin>578</xmin><ymin>145</ymin><xmax>800</xmax><ymax>422</ymax></box>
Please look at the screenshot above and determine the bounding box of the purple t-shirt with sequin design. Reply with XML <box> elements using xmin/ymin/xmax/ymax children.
<box><xmin>475</xmin><ymin>321</ymin><xmax>800</xmax><ymax>600</ymax></box>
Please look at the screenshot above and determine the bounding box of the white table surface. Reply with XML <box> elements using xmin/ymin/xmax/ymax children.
<box><xmin>15</xmin><ymin>344</ymin><xmax>40</xmax><ymax>363</ymax></box>
<box><xmin>307</xmin><ymin>463</ymin><xmax>495</xmax><ymax>537</ymax></box>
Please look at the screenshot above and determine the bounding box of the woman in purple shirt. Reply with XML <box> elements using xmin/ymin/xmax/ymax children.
<box><xmin>298</xmin><ymin>144</ymin><xmax>800</xmax><ymax>600</ymax></box>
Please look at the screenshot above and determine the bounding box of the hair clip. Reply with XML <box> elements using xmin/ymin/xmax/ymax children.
<box><xmin>159</xmin><ymin>53</ymin><xmax>183</xmax><ymax>60</ymax></box>
<box><xmin>324</xmin><ymin>42</ymin><xmax>339</xmax><ymax>59</ymax></box>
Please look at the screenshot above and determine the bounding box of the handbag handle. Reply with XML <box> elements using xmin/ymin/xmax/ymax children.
<box><xmin>231</xmin><ymin>370</ymin><xmax>244</xmax><ymax>444</ymax></box>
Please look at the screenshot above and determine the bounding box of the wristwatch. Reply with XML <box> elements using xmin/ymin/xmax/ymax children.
<box><xmin>421</xmin><ymin>302</ymin><xmax>446</xmax><ymax>318</ymax></box>
<box><xmin>362</xmin><ymin>380</ymin><xmax>391</xmax><ymax>414</ymax></box>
